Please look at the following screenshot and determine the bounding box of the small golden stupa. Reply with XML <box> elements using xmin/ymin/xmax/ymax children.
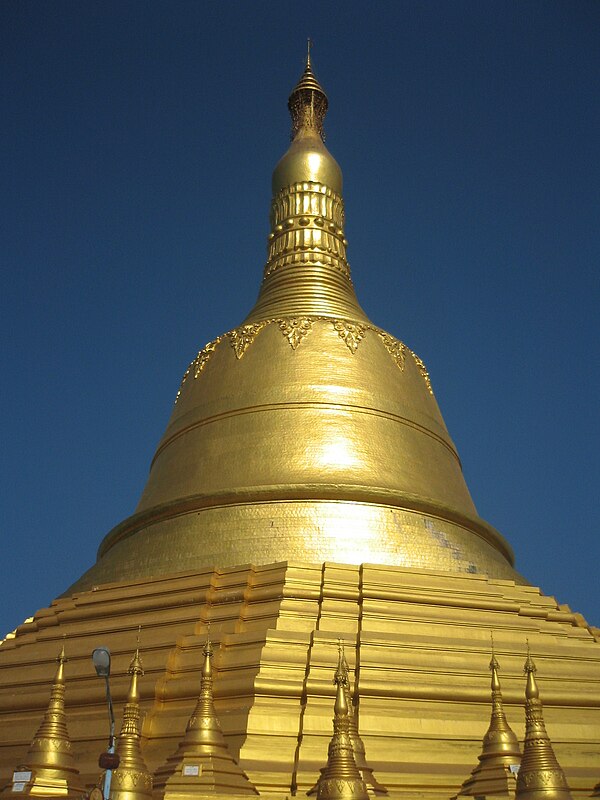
<box><xmin>111</xmin><ymin>648</ymin><xmax>153</xmax><ymax>800</ymax></box>
<box><xmin>310</xmin><ymin>643</ymin><xmax>368</xmax><ymax>800</ymax></box>
<box><xmin>338</xmin><ymin>647</ymin><xmax>387</xmax><ymax>795</ymax></box>
<box><xmin>152</xmin><ymin>632</ymin><xmax>258</xmax><ymax>800</ymax></box>
<box><xmin>1</xmin><ymin>52</ymin><xmax>599</xmax><ymax>800</ymax></box>
<box><xmin>453</xmin><ymin>646</ymin><xmax>521</xmax><ymax>798</ymax></box>
<box><xmin>515</xmin><ymin>651</ymin><xmax>572</xmax><ymax>800</ymax></box>
<box><xmin>0</xmin><ymin>647</ymin><xmax>83</xmax><ymax>799</ymax></box>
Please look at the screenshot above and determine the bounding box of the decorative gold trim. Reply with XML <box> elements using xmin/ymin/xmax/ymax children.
<box><xmin>333</xmin><ymin>319</ymin><xmax>366</xmax><ymax>353</ymax></box>
<box><xmin>408</xmin><ymin>349</ymin><xmax>433</xmax><ymax>395</ymax></box>
<box><xmin>377</xmin><ymin>332</ymin><xmax>406</xmax><ymax>370</ymax></box>
<box><xmin>193</xmin><ymin>337</ymin><xmax>221</xmax><ymax>377</ymax></box>
<box><xmin>174</xmin><ymin>337</ymin><xmax>224</xmax><ymax>403</ymax></box>
<box><xmin>227</xmin><ymin>322</ymin><xmax>267</xmax><ymax>360</ymax></box>
<box><xmin>264</xmin><ymin>182</ymin><xmax>350</xmax><ymax>280</ymax></box>
<box><xmin>175</xmin><ymin>318</ymin><xmax>434</xmax><ymax>403</ymax></box>
<box><xmin>278</xmin><ymin>317</ymin><xmax>314</xmax><ymax>349</ymax></box>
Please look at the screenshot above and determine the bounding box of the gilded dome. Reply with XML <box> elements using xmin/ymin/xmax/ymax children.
<box><xmin>67</xmin><ymin>57</ymin><xmax>523</xmax><ymax>594</ymax></box>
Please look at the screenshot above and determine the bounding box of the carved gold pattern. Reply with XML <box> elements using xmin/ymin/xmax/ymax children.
<box><xmin>377</xmin><ymin>332</ymin><xmax>406</xmax><ymax>370</ymax></box>
<box><xmin>408</xmin><ymin>349</ymin><xmax>433</xmax><ymax>395</ymax></box>
<box><xmin>333</xmin><ymin>320</ymin><xmax>366</xmax><ymax>353</ymax></box>
<box><xmin>288</xmin><ymin>51</ymin><xmax>328</xmax><ymax>141</ymax></box>
<box><xmin>174</xmin><ymin>337</ymin><xmax>223</xmax><ymax>404</ymax></box>
<box><xmin>227</xmin><ymin>323</ymin><xmax>267</xmax><ymax>360</ymax></box>
<box><xmin>264</xmin><ymin>182</ymin><xmax>351</xmax><ymax>281</ymax></box>
<box><xmin>174</xmin><ymin>366</ymin><xmax>191</xmax><ymax>405</ymax></box>
<box><xmin>175</xmin><ymin>318</ymin><xmax>434</xmax><ymax>404</ymax></box>
<box><xmin>193</xmin><ymin>338</ymin><xmax>221</xmax><ymax>377</ymax></box>
<box><xmin>278</xmin><ymin>317</ymin><xmax>314</xmax><ymax>349</ymax></box>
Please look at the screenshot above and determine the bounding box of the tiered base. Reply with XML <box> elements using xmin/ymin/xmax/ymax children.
<box><xmin>0</xmin><ymin>562</ymin><xmax>598</xmax><ymax>798</ymax></box>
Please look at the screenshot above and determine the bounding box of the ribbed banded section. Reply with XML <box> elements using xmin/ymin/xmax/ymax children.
<box><xmin>245</xmin><ymin>179</ymin><xmax>368</xmax><ymax>322</ymax></box>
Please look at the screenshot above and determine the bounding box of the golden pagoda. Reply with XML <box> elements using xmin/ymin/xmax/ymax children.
<box><xmin>515</xmin><ymin>651</ymin><xmax>572</xmax><ymax>800</ymax></box>
<box><xmin>307</xmin><ymin>641</ymin><xmax>384</xmax><ymax>796</ymax></box>
<box><xmin>310</xmin><ymin>642</ymin><xmax>368</xmax><ymax>800</ymax></box>
<box><xmin>453</xmin><ymin>647</ymin><xmax>521</xmax><ymax>798</ymax></box>
<box><xmin>337</xmin><ymin>646</ymin><xmax>387</xmax><ymax>795</ymax></box>
<box><xmin>111</xmin><ymin>648</ymin><xmax>153</xmax><ymax>800</ymax></box>
<box><xmin>152</xmin><ymin>631</ymin><xmax>258</xmax><ymax>800</ymax></box>
<box><xmin>1</xmin><ymin>53</ymin><xmax>600</xmax><ymax>800</ymax></box>
<box><xmin>0</xmin><ymin>647</ymin><xmax>84</xmax><ymax>799</ymax></box>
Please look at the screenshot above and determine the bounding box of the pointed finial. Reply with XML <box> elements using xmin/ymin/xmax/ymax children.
<box><xmin>489</xmin><ymin>632</ymin><xmax>498</xmax><ymax>667</ymax></box>
<box><xmin>202</xmin><ymin>624</ymin><xmax>213</xmax><ymax>679</ymax></box>
<box><xmin>129</xmin><ymin>647</ymin><xmax>144</xmax><ymax>675</ymax></box>
<box><xmin>126</xmin><ymin>639</ymin><xmax>144</xmax><ymax>705</ymax></box>
<box><xmin>55</xmin><ymin>644</ymin><xmax>67</xmax><ymax>683</ymax></box>
<box><xmin>524</xmin><ymin>643</ymin><xmax>539</xmax><ymax>700</ymax></box>
<box><xmin>333</xmin><ymin>640</ymin><xmax>349</xmax><ymax>716</ymax></box>
<box><xmin>489</xmin><ymin>632</ymin><xmax>501</xmax><ymax>690</ymax></box>
<box><xmin>334</xmin><ymin>640</ymin><xmax>348</xmax><ymax>685</ymax></box>
<box><xmin>288</xmin><ymin>45</ymin><xmax>328</xmax><ymax>141</ymax></box>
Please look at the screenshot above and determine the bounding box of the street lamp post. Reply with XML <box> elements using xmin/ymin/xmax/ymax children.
<box><xmin>92</xmin><ymin>647</ymin><xmax>119</xmax><ymax>800</ymax></box>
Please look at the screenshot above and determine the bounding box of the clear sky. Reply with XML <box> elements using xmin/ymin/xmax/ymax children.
<box><xmin>1</xmin><ymin>1</ymin><xmax>599</xmax><ymax>636</ymax></box>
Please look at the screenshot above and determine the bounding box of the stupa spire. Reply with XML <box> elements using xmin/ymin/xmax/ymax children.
<box><xmin>1</xmin><ymin>646</ymin><xmax>84</xmax><ymax>798</ymax></box>
<box><xmin>453</xmin><ymin>640</ymin><xmax>521</xmax><ymax>798</ymax></box>
<box><xmin>288</xmin><ymin>40</ymin><xmax>328</xmax><ymax>141</ymax></box>
<box><xmin>310</xmin><ymin>642</ymin><xmax>369</xmax><ymax>800</ymax></box>
<box><xmin>153</xmin><ymin>630</ymin><xmax>258</xmax><ymax>800</ymax></box>
<box><xmin>243</xmin><ymin>47</ymin><xmax>368</xmax><ymax>323</ymax></box>
<box><xmin>111</xmin><ymin>646</ymin><xmax>153</xmax><ymax>800</ymax></box>
<box><xmin>309</xmin><ymin>642</ymin><xmax>386</xmax><ymax>797</ymax></box>
<box><xmin>515</xmin><ymin>647</ymin><xmax>572</xmax><ymax>800</ymax></box>
<box><xmin>341</xmin><ymin>646</ymin><xmax>387</xmax><ymax>795</ymax></box>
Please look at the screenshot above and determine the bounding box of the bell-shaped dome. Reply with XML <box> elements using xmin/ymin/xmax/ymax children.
<box><xmin>67</xmin><ymin>56</ymin><xmax>523</xmax><ymax>594</ymax></box>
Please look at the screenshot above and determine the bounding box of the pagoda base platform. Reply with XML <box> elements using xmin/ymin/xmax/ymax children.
<box><xmin>1</xmin><ymin>561</ymin><xmax>599</xmax><ymax>799</ymax></box>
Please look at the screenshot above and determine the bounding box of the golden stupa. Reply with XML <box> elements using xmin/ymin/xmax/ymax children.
<box><xmin>453</xmin><ymin>648</ymin><xmax>521</xmax><ymax>798</ymax></box>
<box><xmin>1</xmin><ymin>54</ymin><xmax>599</xmax><ymax>800</ymax></box>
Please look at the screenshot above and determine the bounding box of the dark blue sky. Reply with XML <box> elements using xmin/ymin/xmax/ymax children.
<box><xmin>2</xmin><ymin>1</ymin><xmax>599</xmax><ymax>636</ymax></box>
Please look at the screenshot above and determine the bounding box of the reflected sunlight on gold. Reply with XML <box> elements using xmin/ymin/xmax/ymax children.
<box><xmin>317</xmin><ymin>439</ymin><xmax>359</xmax><ymax>469</ymax></box>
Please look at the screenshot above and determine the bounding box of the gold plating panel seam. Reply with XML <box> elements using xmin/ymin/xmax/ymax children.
<box><xmin>152</xmin><ymin>400</ymin><xmax>460</xmax><ymax>468</ymax></box>
<box><xmin>98</xmin><ymin>487</ymin><xmax>514</xmax><ymax>565</ymax></box>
